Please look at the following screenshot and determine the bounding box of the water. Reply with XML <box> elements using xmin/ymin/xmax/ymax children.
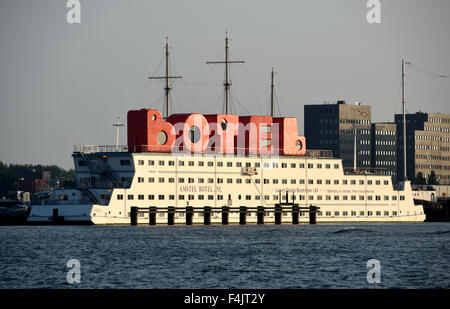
<box><xmin>0</xmin><ymin>223</ymin><xmax>449</xmax><ymax>289</ymax></box>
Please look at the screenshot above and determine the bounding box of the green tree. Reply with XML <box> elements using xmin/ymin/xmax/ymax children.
<box><xmin>414</xmin><ymin>172</ymin><xmax>426</xmax><ymax>185</ymax></box>
<box><xmin>428</xmin><ymin>170</ymin><xmax>439</xmax><ymax>185</ymax></box>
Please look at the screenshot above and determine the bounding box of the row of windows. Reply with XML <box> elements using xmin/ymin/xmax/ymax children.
<box><xmin>416</xmin><ymin>154</ymin><xmax>450</xmax><ymax>161</ymax></box>
<box><xmin>416</xmin><ymin>144</ymin><xmax>450</xmax><ymax>152</ymax></box>
<box><xmin>137</xmin><ymin>177</ymin><xmax>390</xmax><ymax>186</ymax></box>
<box><xmin>138</xmin><ymin>159</ymin><xmax>341</xmax><ymax>169</ymax></box>
<box><xmin>374</xmin><ymin>130</ymin><xmax>396</xmax><ymax>136</ymax></box>
<box><xmin>118</xmin><ymin>194</ymin><xmax>405</xmax><ymax>201</ymax></box>
<box><xmin>374</xmin><ymin>140</ymin><xmax>395</xmax><ymax>146</ymax></box>
<box><xmin>375</xmin><ymin>150</ymin><xmax>396</xmax><ymax>156</ymax></box>
<box><xmin>416</xmin><ymin>135</ymin><xmax>450</xmax><ymax>142</ymax></box>
<box><xmin>424</xmin><ymin>126</ymin><xmax>450</xmax><ymax>133</ymax></box>
<box><xmin>141</xmin><ymin>210</ymin><xmax>400</xmax><ymax>218</ymax></box>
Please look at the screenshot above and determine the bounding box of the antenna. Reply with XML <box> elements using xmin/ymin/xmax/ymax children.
<box><xmin>113</xmin><ymin>117</ymin><xmax>124</xmax><ymax>151</ymax></box>
<box><xmin>270</xmin><ymin>67</ymin><xmax>275</xmax><ymax>117</ymax></box>
<box><xmin>206</xmin><ymin>32</ymin><xmax>245</xmax><ymax>114</ymax></box>
<box><xmin>148</xmin><ymin>37</ymin><xmax>183</xmax><ymax>119</ymax></box>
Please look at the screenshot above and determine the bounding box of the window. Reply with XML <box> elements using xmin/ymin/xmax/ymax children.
<box><xmin>128</xmin><ymin>194</ymin><xmax>134</xmax><ymax>200</ymax></box>
<box><xmin>148</xmin><ymin>160</ymin><xmax>154</xmax><ymax>166</ymax></box>
<box><xmin>188</xmin><ymin>161</ymin><xmax>194</xmax><ymax>166</ymax></box>
<box><xmin>376</xmin><ymin>196</ymin><xmax>381</xmax><ymax>201</ymax></box>
<box><xmin>317</xmin><ymin>195</ymin><xmax>322</xmax><ymax>200</ymax></box>
<box><xmin>351</xmin><ymin>196</ymin><xmax>356</xmax><ymax>200</ymax></box>
<box><xmin>138</xmin><ymin>195</ymin><xmax>144</xmax><ymax>200</ymax></box>
<box><xmin>273</xmin><ymin>179</ymin><xmax>279</xmax><ymax>184</ymax></box>
<box><xmin>351</xmin><ymin>211</ymin><xmax>356</xmax><ymax>216</ymax></box>
<box><xmin>334</xmin><ymin>180</ymin><xmax>339</xmax><ymax>185</ymax></box>
<box><xmin>217</xmin><ymin>162</ymin><xmax>223</xmax><ymax>167</ymax></box>
<box><xmin>117</xmin><ymin>194</ymin><xmax>123</xmax><ymax>200</ymax></box>
<box><xmin>308</xmin><ymin>163</ymin><xmax>314</xmax><ymax>169</ymax></box>
<box><xmin>178</xmin><ymin>177</ymin><xmax>185</xmax><ymax>183</ymax></box>
<box><xmin>384</xmin><ymin>211</ymin><xmax>389</xmax><ymax>216</ymax></box>
<box><xmin>169</xmin><ymin>195</ymin><xmax>175</xmax><ymax>200</ymax></box>
<box><xmin>384</xmin><ymin>196</ymin><xmax>389</xmax><ymax>201</ymax></box>
<box><xmin>400</xmin><ymin>196</ymin><xmax>405</xmax><ymax>200</ymax></box>
<box><xmin>168</xmin><ymin>161</ymin><xmax>174</xmax><ymax>166</ymax></box>
<box><xmin>236</xmin><ymin>162</ymin><xmax>242</xmax><ymax>167</ymax></box>
<box><xmin>188</xmin><ymin>178</ymin><xmax>195</xmax><ymax>183</ymax></box>
<box><xmin>359</xmin><ymin>180</ymin><xmax>364</xmax><ymax>185</ymax></box>
<box><xmin>299</xmin><ymin>163</ymin><xmax>305</xmax><ymax>168</ymax></box>
<box><xmin>236</xmin><ymin>179</ymin><xmax>242</xmax><ymax>184</ymax></box>
<box><xmin>199</xmin><ymin>161</ymin><xmax>204</xmax><ymax>167</ymax></box>
<box><xmin>158</xmin><ymin>195</ymin><xmax>164</xmax><ymax>200</ymax></box>
<box><xmin>149</xmin><ymin>195</ymin><xmax>154</xmax><ymax>200</ymax></box>
<box><xmin>188</xmin><ymin>195</ymin><xmax>194</xmax><ymax>200</ymax></box>
<box><xmin>392</xmin><ymin>196</ymin><xmax>397</xmax><ymax>201</ymax></box>
<box><xmin>138</xmin><ymin>160</ymin><xmax>144</xmax><ymax>165</ymax></box>
<box><xmin>179</xmin><ymin>160</ymin><xmax>184</xmax><ymax>166</ymax></box>
<box><xmin>359</xmin><ymin>196</ymin><xmax>364</xmax><ymax>200</ymax></box>
<box><xmin>317</xmin><ymin>179</ymin><xmax>322</xmax><ymax>184</ymax></box>
<box><xmin>159</xmin><ymin>160</ymin><xmax>164</xmax><ymax>166</ymax></box>
<box><xmin>227</xmin><ymin>162</ymin><xmax>233</xmax><ymax>167</ymax></box>
<box><xmin>208</xmin><ymin>161</ymin><xmax>214</xmax><ymax>167</ymax></box>
<box><xmin>299</xmin><ymin>179</ymin><xmax>305</xmax><ymax>184</ymax></box>
<box><xmin>334</xmin><ymin>211</ymin><xmax>340</xmax><ymax>216</ymax></box>
<box><xmin>227</xmin><ymin>178</ymin><xmax>233</xmax><ymax>184</ymax></box>
<box><xmin>291</xmin><ymin>179</ymin><xmax>296</xmax><ymax>184</ymax></box>
<box><xmin>198</xmin><ymin>195</ymin><xmax>204</xmax><ymax>200</ymax></box>
<box><xmin>343</xmin><ymin>211</ymin><xmax>348</xmax><ymax>216</ymax></box>
<box><xmin>325</xmin><ymin>164</ymin><xmax>331</xmax><ymax>169</ymax></box>
<box><xmin>264</xmin><ymin>179</ymin><xmax>269</xmax><ymax>184</ymax></box>
<box><xmin>360</xmin><ymin>211</ymin><xmax>365</xmax><ymax>216</ymax></box>
<box><xmin>343</xmin><ymin>196</ymin><xmax>348</xmax><ymax>200</ymax></box>
<box><xmin>217</xmin><ymin>178</ymin><xmax>223</xmax><ymax>183</ymax></box>
<box><xmin>343</xmin><ymin>180</ymin><xmax>348</xmax><ymax>185</ymax></box>
<box><xmin>376</xmin><ymin>180</ymin><xmax>381</xmax><ymax>185</ymax></box>
<box><xmin>158</xmin><ymin>177</ymin><xmax>164</xmax><ymax>183</ymax></box>
<box><xmin>282</xmin><ymin>163</ymin><xmax>287</xmax><ymax>168</ymax></box>
<box><xmin>138</xmin><ymin>177</ymin><xmax>144</xmax><ymax>183</ymax></box>
<box><xmin>291</xmin><ymin>163</ymin><xmax>296</xmax><ymax>168</ymax></box>
<box><xmin>326</xmin><ymin>180</ymin><xmax>331</xmax><ymax>185</ymax></box>
<box><xmin>282</xmin><ymin>179</ymin><xmax>288</xmax><ymax>184</ymax></box>
<box><xmin>208</xmin><ymin>178</ymin><xmax>214</xmax><ymax>184</ymax></box>
<box><xmin>317</xmin><ymin>164</ymin><xmax>322</xmax><ymax>168</ymax></box>
<box><xmin>179</xmin><ymin>195</ymin><xmax>185</xmax><ymax>200</ymax></box>
<box><xmin>246</xmin><ymin>179</ymin><xmax>251</xmax><ymax>184</ymax></box>
<box><xmin>334</xmin><ymin>164</ymin><xmax>339</xmax><ymax>169</ymax></box>
<box><xmin>367</xmin><ymin>180</ymin><xmax>372</xmax><ymax>185</ymax></box>
<box><xmin>351</xmin><ymin>180</ymin><xmax>356</xmax><ymax>185</ymax></box>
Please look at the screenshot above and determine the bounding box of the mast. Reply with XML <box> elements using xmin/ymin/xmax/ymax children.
<box><xmin>271</xmin><ymin>67</ymin><xmax>275</xmax><ymax>117</ymax></box>
<box><xmin>149</xmin><ymin>37</ymin><xmax>182</xmax><ymax>119</ymax></box>
<box><xmin>206</xmin><ymin>32</ymin><xmax>245</xmax><ymax>114</ymax></box>
<box><xmin>402</xmin><ymin>59</ymin><xmax>408</xmax><ymax>181</ymax></box>
<box><xmin>112</xmin><ymin>117</ymin><xmax>124</xmax><ymax>151</ymax></box>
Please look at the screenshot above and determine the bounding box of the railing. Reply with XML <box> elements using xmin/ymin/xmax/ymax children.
<box><xmin>74</xmin><ymin>145</ymin><xmax>129</xmax><ymax>154</ymax></box>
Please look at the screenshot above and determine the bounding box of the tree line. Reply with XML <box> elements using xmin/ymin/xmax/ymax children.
<box><xmin>0</xmin><ymin>161</ymin><xmax>75</xmax><ymax>196</ymax></box>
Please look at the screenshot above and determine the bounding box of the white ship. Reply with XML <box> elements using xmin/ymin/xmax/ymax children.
<box><xmin>28</xmin><ymin>37</ymin><xmax>425</xmax><ymax>225</ymax></box>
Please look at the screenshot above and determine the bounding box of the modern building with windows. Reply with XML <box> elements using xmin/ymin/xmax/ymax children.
<box><xmin>395</xmin><ymin>112</ymin><xmax>450</xmax><ymax>184</ymax></box>
<box><xmin>370</xmin><ymin>122</ymin><xmax>397</xmax><ymax>182</ymax></box>
<box><xmin>304</xmin><ymin>100</ymin><xmax>372</xmax><ymax>170</ymax></box>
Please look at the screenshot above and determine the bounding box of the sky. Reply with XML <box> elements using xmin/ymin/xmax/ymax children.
<box><xmin>0</xmin><ymin>0</ymin><xmax>449</xmax><ymax>169</ymax></box>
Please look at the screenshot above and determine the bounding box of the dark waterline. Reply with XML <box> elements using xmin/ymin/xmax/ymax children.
<box><xmin>0</xmin><ymin>223</ymin><xmax>449</xmax><ymax>289</ymax></box>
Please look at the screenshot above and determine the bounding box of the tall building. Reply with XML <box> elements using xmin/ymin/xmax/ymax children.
<box><xmin>304</xmin><ymin>101</ymin><xmax>371</xmax><ymax>170</ymax></box>
<box><xmin>395</xmin><ymin>112</ymin><xmax>450</xmax><ymax>184</ymax></box>
<box><xmin>370</xmin><ymin>123</ymin><xmax>397</xmax><ymax>181</ymax></box>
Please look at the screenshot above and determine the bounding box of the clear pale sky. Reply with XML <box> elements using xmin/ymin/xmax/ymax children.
<box><xmin>1</xmin><ymin>0</ymin><xmax>449</xmax><ymax>169</ymax></box>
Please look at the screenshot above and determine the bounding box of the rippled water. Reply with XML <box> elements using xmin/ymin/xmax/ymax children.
<box><xmin>1</xmin><ymin>223</ymin><xmax>449</xmax><ymax>288</ymax></box>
